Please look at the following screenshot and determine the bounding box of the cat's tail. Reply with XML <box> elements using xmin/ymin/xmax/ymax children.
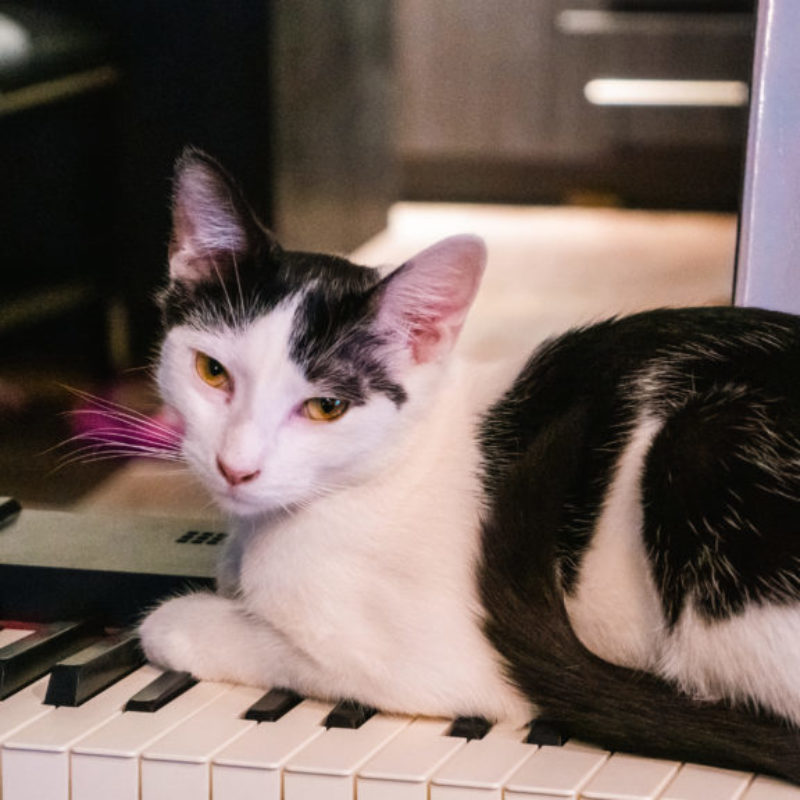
<box><xmin>487</xmin><ymin>573</ymin><xmax>800</xmax><ymax>784</ymax></box>
<box><xmin>479</xmin><ymin>407</ymin><xmax>800</xmax><ymax>785</ymax></box>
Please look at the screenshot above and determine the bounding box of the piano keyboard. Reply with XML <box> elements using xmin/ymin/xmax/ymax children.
<box><xmin>0</xmin><ymin>623</ymin><xmax>794</xmax><ymax>800</ymax></box>
<box><xmin>0</xmin><ymin>502</ymin><xmax>798</xmax><ymax>798</ymax></box>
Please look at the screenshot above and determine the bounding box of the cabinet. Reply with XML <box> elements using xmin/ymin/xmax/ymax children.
<box><xmin>2</xmin><ymin>0</ymin><xmax>395</xmax><ymax>367</ymax></box>
<box><xmin>396</xmin><ymin>0</ymin><xmax>754</xmax><ymax>208</ymax></box>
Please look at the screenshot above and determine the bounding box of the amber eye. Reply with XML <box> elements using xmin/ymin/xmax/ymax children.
<box><xmin>303</xmin><ymin>397</ymin><xmax>349</xmax><ymax>422</ymax></box>
<box><xmin>195</xmin><ymin>352</ymin><xmax>230</xmax><ymax>389</ymax></box>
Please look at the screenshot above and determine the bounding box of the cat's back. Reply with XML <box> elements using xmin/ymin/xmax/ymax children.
<box><xmin>480</xmin><ymin>305</ymin><xmax>800</xmax><ymax>726</ymax></box>
<box><xmin>502</xmin><ymin>305</ymin><xmax>800</xmax><ymax>421</ymax></box>
<box><xmin>483</xmin><ymin>306</ymin><xmax>800</xmax><ymax>482</ymax></box>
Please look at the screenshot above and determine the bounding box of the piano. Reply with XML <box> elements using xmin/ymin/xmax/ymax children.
<box><xmin>0</xmin><ymin>497</ymin><xmax>797</xmax><ymax>800</ymax></box>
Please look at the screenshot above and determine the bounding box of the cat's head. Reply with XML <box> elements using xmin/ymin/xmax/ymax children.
<box><xmin>157</xmin><ymin>149</ymin><xmax>486</xmax><ymax>516</ymax></box>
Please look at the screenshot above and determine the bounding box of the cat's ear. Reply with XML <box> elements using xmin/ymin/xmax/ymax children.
<box><xmin>168</xmin><ymin>148</ymin><xmax>267</xmax><ymax>285</ymax></box>
<box><xmin>376</xmin><ymin>235</ymin><xmax>486</xmax><ymax>363</ymax></box>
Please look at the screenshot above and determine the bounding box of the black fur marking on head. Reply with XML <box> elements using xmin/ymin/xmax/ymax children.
<box><xmin>158</xmin><ymin>245</ymin><xmax>282</xmax><ymax>331</ymax></box>
<box><xmin>289</xmin><ymin>264</ymin><xmax>408</xmax><ymax>408</ymax></box>
<box><xmin>160</xmin><ymin>242</ymin><xmax>408</xmax><ymax>406</ymax></box>
<box><xmin>161</xmin><ymin>149</ymin><xmax>409</xmax><ymax>408</ymax></box>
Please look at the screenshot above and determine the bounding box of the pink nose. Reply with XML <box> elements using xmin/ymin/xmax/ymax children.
<box><xmin>216</xmin><ymin>456</ymin><xmax>261</xmax><ymax>487</ymax></box>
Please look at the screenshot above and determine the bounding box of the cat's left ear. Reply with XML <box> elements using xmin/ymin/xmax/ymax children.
<box><xmin>168</xmin><ymin>148</ymin><xmax>268</xmax><ymax>285</ymax></box>
<box><xmin>376</xmin><ymin>235</ymin><xmax>486</xmax><ymax>364</ymax></box>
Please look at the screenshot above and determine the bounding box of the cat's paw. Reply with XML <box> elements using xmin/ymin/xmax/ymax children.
<box><xmin>138</xmin><ymin>592</ymin><xmax>233</xmax><ymax>678</ymax></box>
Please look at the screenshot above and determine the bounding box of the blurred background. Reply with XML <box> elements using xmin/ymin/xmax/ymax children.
<box><xmin>0</xmin><ymin>0</ymin><xmax>754</xmax><ymax>509</ymax></box>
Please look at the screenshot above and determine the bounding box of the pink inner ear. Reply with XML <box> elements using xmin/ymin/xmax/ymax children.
<box><xmin>168</xmin><ymin>159</ymin><xmax>250</xmax><ymax>285</ymax></box>
<box><xmin>407</xmin><ymin>313</ymin><xmax>446</xmax><ymax>363</ymax></box>
<box><xmin>380</xmin><ymin>235</ymin><xmax>486</xmax><ymax>364</ymax></box>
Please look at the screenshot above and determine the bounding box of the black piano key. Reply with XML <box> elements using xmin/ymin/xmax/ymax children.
<box><xmin>525</xmin><ymin>717</ymin><xmax>569</xmax><ymax>746</ymax></box>
<box><xmin>44</xmin><ymin>630</ymin><xmax>144</xmax><ymax>707</ymax></box>
<box><xmin>0</xmin><ymin>497</ymin><xmax>21</xmax><ymax>527</ymax></box>
<box><xmin>124</xmin><ymin>670</ymin><xmax>198</xmax><ymax>712</ymax></box>
<box><xmin>447</xmin><ymin>715</ymin><xmax>492</xmax><ymax>740</ymax></box>
<box><xmin>324</xmin><ymin>699</ymin><xmax>378</xmax><ymax>729</ymax></box>
<box><xmin>244</xmin><ymin>687</ymin><xmax>304</xmax><ymax>722</ymax></box>
<box><xmin>0</xmin><ymin>620</ymin><xmax>97</xmax><ymax>699</ymax></box>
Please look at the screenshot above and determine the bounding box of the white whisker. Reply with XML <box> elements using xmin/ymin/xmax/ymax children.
<box><xmin>209</xmin><ymin>251</ymin><xmax>238</xmax><ymax>326</ymax></box>
<box><xmin>231</xmin><ymin>249</ymin><xmax>246</xmax><ymax>325</ymax></box>
<box><xmin>58</xmin><ymin>439</ymin><xmax>181</xmax><ymax>458</ymax></box>
<box><xmin>66</xmin><ymin>400</ymin><xmax>178</xmax><ymax>438</ymax></box>
<box><xmin>61</xmin><ymin>385</ymin><xmax>157</xmax><ymax>416</ymax></box>
<box><xmin>55</xmin><ymin>439</ymin><xmax>180</xmax><ymax>461</ymax></box>
<box><xmin>54</xmin><ymin>448</ymin><xmax>184</xmax><ymax>470</ymax></box>
<box><xmin>64</xmin><ymin>421</ymin><xmax>180</xmax><ymax>448</ymax></box>
<box><xmin>62</xmin><ymin>419</ymin><xmax>179</xmax><ymax>442</ymax></box>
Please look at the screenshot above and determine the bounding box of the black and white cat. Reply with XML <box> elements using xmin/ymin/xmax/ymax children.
<box><xmin>139</xmin><ymin>149</ymin><xmax>800</xmax><ymax>783</ymax></box>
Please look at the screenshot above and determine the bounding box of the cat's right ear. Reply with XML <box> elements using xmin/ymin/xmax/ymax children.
<box><xmin>168</xmin><ymin>148</ymin><xmax>266</xmax><ymax>285</ymax></box>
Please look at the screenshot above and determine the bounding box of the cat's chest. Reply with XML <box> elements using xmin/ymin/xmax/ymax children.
<box><xmin>231</xmin><ymin>471</ymin><xmax>486</xmax><ymax>662</ymax></box>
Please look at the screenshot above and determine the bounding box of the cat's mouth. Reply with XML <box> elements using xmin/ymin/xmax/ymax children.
<box><xmin>213</xmin><ymin>487</ymin><xmax>268</xmax><ymax>516</ymax></box>
<box><xmin>210</xmin><ymin>478</ymin><xmax>305</xmax><ymax>519</ymax></box>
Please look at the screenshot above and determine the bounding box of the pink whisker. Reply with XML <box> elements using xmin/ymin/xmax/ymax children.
<box><xmin>62</xmin><ymin>386</ymin><xmax>185</xmax><ymax>464</ymax></box>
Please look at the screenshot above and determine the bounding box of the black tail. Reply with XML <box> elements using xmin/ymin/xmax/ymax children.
<box><xmin>489</xmin><ymin>571</ymin><xmax>800</xmax><ymax>783</ymax></box>
<box><xmin>479</xmin><ymin>406</ymin><xmax>800</xmax><ymax>784</ymax></box>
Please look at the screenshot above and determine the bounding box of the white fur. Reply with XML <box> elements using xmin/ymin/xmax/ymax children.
<box><xmin>144</xmin><ymin>224</ymin><xmax>800</xmax><ymax>730</ymax></box>
<box><xmin>565</xmin><ymin>414</ymin><xmax>666</xmax><ymax>670</ymax></box>
<box><xmin>660</xmin><ymin>599</ymin><xmax>800</xmax><ymax>725</ymax></box>
<box><xmin>565</xmin><ymin>410</ymin><xmax>800</xmax><ymax>727</ymax></box>
<box><xmin>143</xmin><ymin>276</ymin><xmax>532</xmax><ymax>723</ymax></box>
<box><xmin>157</xmin><ymin>298</ymin><xmax>412</xmax><ymax>515</ymax></box>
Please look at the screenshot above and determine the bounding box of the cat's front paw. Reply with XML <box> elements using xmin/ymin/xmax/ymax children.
<box><xmin>139</xmin><ymin>592</ymin><xmax>229</xmax><ymax>677</ymax></box>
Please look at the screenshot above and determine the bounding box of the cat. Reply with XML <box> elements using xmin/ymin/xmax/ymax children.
<box><xmin>138</xmin><ymin>148</ymin><xmax>800</xmax><ymax>784</ymax></box>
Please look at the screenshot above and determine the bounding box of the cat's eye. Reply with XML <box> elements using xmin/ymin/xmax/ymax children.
<box><xmin>303</xmin><ymin>397</ymin><xmax>349</xmax><ymax>422</ymax></box>
<box><xmin>195</xmin><ymin>352</ymin><xmax>230</xmax><ymax>390</ymax></box>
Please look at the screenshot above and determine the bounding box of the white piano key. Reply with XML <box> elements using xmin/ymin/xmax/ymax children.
<box><xmin>140</xmin><ymin>684</ymin><xmax>263</xmax><ymax>800</ymax></box>
<box><xmin>742</xmin><ymin>775</ymin><xmax>800</xmax><ymax>799</ymax></box>
<box><xmin>357</xmin><ymin>717</ymin><xmax>467</xmax><ymax>800</ymax></box>
<box><xmin>580</xmin><ymin>752</ymin><xmax>681</xmax><ymax>800</ymax></box>
<box><xmin>283</xmin><ymin>711</ymin><xmax>412</xmax><ymax>800</ymax></box>
<box><xmin>0</xmin><ymin>626</ymin><xmax>67</xmax><ymax>746</ymax></box>
<box><xmin>660</xmin><ymin>762</ymin><xmax>753</xmax><ymax>800</ymax></box>
<box><xmin>429</xmin><ymin>722</ymin><xmax>537</xmax><ymax>800</ymax></box>
<box><xmin>70</xmin><ymin>678</ymin><xmax>233</xmax><ymax>800</ymax></box>
<box><xmin>563</xmin><ymin>738</ymin><xmax>613</xmax><ymax>755</ymax></box>
<box><xmin>504</xmin><ymin>743</ymin><xmax>610</xmax><ymax>799</ymax></box>
<box><xmin>212</xmin><ymin>698</ymin><xmax>335</xmax><ymax>800</ymax></box>
<box><xmin>0</xmin><ymin>676</ymin><xmax>52</xmax><ymax>742</ymax></box>
<box><xmin>2</xmin><ymin>665</ymin><xmax>158</xmax><ymax>800</ymax></box>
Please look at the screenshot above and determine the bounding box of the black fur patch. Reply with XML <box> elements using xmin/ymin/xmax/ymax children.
<box><xmin>290</xmin><ymin>276</ymin><xmax>407</xmax><ymax>407</ymax></box>
<box><xmin>481</xmin><ymin>306</ymin><xmax>800</xmax><ymax>609</ymax></box>
<box><xmin>160</xmin><ymin>245</ymin><xmax>407</xmax><ymax>406</ymax></box>
<box><xmin>643</xmin><ymin>380</ymin><xmax>800</xmax><ymax>625</ymax></box>
<box><xmin>478</xmin><ymin>305</ymin><xmax>800</xmax><ymax>781</ymax></box>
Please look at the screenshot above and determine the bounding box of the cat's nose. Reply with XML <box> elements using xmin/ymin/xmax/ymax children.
<box><xmin>216</xmin><ymin>456</ymin><xmax>261</xmax><ymax>487</ymax></box>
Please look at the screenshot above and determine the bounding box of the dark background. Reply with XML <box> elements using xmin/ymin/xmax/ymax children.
<box><xmin>0</xmin><ymin>0</ymin><xmax>754</xmax><ymax>503</ymax></box>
